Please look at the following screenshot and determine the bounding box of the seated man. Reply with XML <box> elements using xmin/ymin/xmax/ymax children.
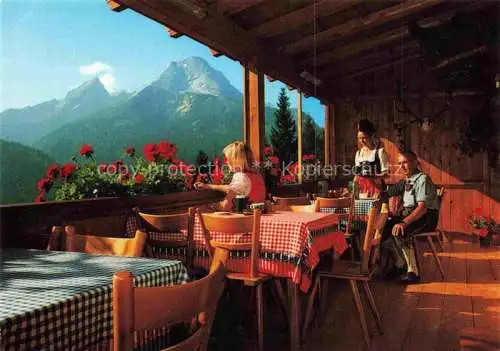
<box><xmin>380</xmin><ymin>150</ymin><xmax>439</xmax><ymax>284</ymax></box>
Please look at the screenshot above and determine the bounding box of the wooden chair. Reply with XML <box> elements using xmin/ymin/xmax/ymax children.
<box><xmin>49</xmin><ymin>225</ymin><xmax>146</xmax><ymax>257</ymax></box>
<box><xmin>271</xmin><ymin>202</ymin><xmax>318</xmax><ymax>213</ymax></box>
<box><xmin>411</xmin><ymin>186</ymin><xmax>447</xmax><ymax>280</ymax></box>
<box><xmin>302</xmin><ymin>204</ymin><xmax>389</xmax><ymax>348</ymax></box>
<box><xmin>133</xmin><ymin>207</ymin><xmax>196</xmax><ymax>265</ymax></box>
<box><xmin>198</xmin><ymin>209</ymin><xmax>268</xmax><ymax>351</ymax></box>
<box><xmin>315</xmin><ymin>195</ymin><xmax>360</xmax><ymax>259</ymax></box>
<box><xmin>112</xmin><ymin>263</ymin><xmax>226</xmax><ymax>351</ymax></box>
<box><xmin>272</xmin><ymin>195</ymin><xmax>310</xmax><ymax>206</ymax></box>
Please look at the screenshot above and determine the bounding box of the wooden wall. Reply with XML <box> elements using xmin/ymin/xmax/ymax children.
<box><xmin>333</xmin><ymin>59</ymin><xmax>499</xmax><ymax>235</ymax></box>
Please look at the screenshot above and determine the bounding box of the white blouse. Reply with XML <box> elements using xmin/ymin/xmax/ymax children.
<box><xmin>228</xmin><ymin>172</ymin><xmax>252</xmax><ymax>196</ymax></box>
<box><xmin>354</xmin><ymin>148</ymin><xmax>389</xmax><ymax>175</ymax></box>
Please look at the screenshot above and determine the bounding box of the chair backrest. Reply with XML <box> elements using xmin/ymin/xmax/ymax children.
<box><xmin>50</xmin><ymin>225</ymin><xmax>146</xmax><ymax>257</ymax></box>
<box><xmin>360</xmin><ymin>203</ymin><xmax>389</xmax><ymax>273</ymax></box>
<box><xmin>272</xmin><ymin>203</ymin><xmax>318</xmax><ymax>213</ymax></box>
<box><xmin>199</xmin><ymin>210</ymin><xmax>261</xmax><ymax>278</ymax></box>
<box><xmin>113</xmin><ymin>263</ymin><xmax>226</xmax><ymax>351</ymax></box>
<box><xmin>134</xmin><ymin>207</ymin><xmax>195</xmax><ymax>266</ymax></box>
<box><xmin>315</xmin><ymin>195</ymin><xmax>355</xmax><ymax>233</ymax></box>
<box><xmin>272</xmin><ymin>196</ymin><xmax>310</xmax><ymax>206</ymax></box>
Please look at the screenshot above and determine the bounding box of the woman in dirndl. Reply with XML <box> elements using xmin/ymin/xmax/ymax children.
<box><xmin>353</xmin><ymin>119</ymin><xmax>389</xmax><ymax>199</ymax></box>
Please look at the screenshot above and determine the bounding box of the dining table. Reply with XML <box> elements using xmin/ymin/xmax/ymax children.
<box><xmin>0</xmin><ymin>248</ymin><xmax>189</xmax><ymax>351</ymax></box>
<box><xmin>127</xmin><ymin>210</ymin><xmax>348</xmax><ymax>350</ymax></box>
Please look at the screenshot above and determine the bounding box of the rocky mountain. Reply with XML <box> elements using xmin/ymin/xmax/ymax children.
<box><xmin>3</xmin><ymin>56</ymin><xmax>323</xmax><ymax>191</ymax></box>
<box><xmin>0</xmin><ymin>140</ymin><xmax>54</xmax><ymax>204</ymax></box>
<box><xmin>151</xmin><ymin>56</ymin><xmax>241</xmax><ymax>99</ymax></box>
<box><xmin>0</xmin><ymin>77</ymin><xmax>130</xmax><ymax>145</ymax></box>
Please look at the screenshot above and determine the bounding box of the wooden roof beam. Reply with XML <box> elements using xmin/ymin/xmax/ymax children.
<box><xmin>304</xmin><ymin>1</ymin><xmax>489</xmax><ymax>67</ymax></box>
<box><xmin>284</xmin><ymin>0</ymin><xmax>446</xmax><ymax>55</ymax></box>
<box><xmin>265</xmin><ymin>75</ymin><xmax>275</xmax><ymax>82</ymax></box>
<box><xmin>165</xmin><ymin>27</ymin><xmax>183</xmax><ymax>38</ymax></box>
<box><xmin>251</xmin><ymin>0</ymin><xmax>359</xmax><ymax>38</ymax></box>
<box><xmin>318</xmin><ymin>41</ymin><xmax>420</xmax><ymax>79</ymax></box>
<box><xmin>214</xmin><ymin>0</ymin><xmax>268</xmax><ymax>15</ymax></box>
<box><xmin>113</xmin><ymin>0</ymin><xmax>335</xmax><ymax>103</ymax></box>
<box><xmin>107</xmin><ymin>0</ymin><xmax>126</xmax><ymax>12</ymax></box>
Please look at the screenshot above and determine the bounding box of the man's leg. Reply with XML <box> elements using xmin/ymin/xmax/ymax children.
<box><xmin>400</xmin><ymin>211</ymin><xmax>439</xmax><ymax>281</ymax></box>
<box><xmin>381</xmin><ymin>216</ymin><xmax>407</xmax><ymax>271</ymax></box>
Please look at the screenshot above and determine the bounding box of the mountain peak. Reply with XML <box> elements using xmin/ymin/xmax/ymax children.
<box><xmin>151</xmin><ymin>56</ymin><xmax>241</xmax><ymax>99</ymax></box>
<box><xmin>65</xmin><ymin>77</ymin><xmax>110</xmax><ymax>102</ymax></box>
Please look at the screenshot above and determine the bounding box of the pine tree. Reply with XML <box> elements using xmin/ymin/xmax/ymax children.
<box><xmin>270</xmin><ymin>88</ymin><xmax>297</xmax><ymax>163</ymax></box>
<box><xmin>303</xmin><ymin>115</ymin><xmax>317</xmax><ymax>156</ymax></box>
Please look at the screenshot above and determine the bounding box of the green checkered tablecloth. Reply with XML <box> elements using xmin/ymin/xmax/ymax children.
<box><xmin>319</xmin><ymin>199</ymin><xmax>375</xmax><ymax>232</ymax></box>
<box><xmin>0</xmin><ymin>249</ymin><xmax>189</xmax><ymax>351</ymax></box>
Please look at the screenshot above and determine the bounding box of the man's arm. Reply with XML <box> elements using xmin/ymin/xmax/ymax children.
<box><xmin>392</xmin><ymin>202</ymin><xmax>427</xmax><ymax>237</ymax></box>
<box><xmin>380</xmin><ymin>180</ymin><xmax>404</xmax><ymax>203</ymax></box>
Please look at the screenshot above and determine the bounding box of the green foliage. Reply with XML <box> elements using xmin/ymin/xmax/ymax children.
<box><xmin>37</xmin><ymin>142</ymin><xmax>187</xmax><ymax>202</ymax></box>
<box><xmin>0</xmin><ymin>140</ymin><xmax>54</xmax><ymax>204</ymax></box>
<box><xmin>270</xmin><ymin>88</ymin><xmax>297</xmax><ymax>163</ymax></box>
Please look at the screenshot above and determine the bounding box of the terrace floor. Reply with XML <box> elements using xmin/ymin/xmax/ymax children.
<box><xmin>210</xmin><ymin>237</ymin><xmax>500</xmax><ymax>350</ymax></box>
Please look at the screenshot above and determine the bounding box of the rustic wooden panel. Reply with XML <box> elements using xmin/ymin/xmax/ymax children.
<box><xmin>0</xmin><ymin>190</ymin><xmax>224</xmax><ymax>250</ymax></box>
<box><xmin>332</xmin><ymin>87</ymin><xmax>497</xmax><ymax>234</ymax></box>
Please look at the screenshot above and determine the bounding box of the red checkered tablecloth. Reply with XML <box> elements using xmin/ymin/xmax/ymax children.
<box><xmin>128</xmin><ymin>211</ymin><xmax>348</xmax><ymax>292</ymax></box>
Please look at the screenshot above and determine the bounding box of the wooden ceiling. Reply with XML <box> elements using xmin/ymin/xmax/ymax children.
<box><xmin>109</xmin><ymin>0</ymin><xmax>497</xmax><ymax>104</ymax></box>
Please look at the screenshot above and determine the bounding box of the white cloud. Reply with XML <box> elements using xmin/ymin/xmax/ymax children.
<box><xmin>79</xmin><ymin>61</ymin><xmax>117</xmax><ymax>93</ymax></box>
<box><xmin>98</xmin><ymin>73</ymin><xmax>117</xmax><ymax>93</ymax></box>
<box><xmin>79</xmin><ymin>62</ymin><xmax>113</xmax><ymax>75</ymax></box>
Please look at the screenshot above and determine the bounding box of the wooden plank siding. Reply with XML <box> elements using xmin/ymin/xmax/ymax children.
<box><xmin>332</xmin><ymin>62</ymin><xmax>498</xmax><ymax>235</ymax></box>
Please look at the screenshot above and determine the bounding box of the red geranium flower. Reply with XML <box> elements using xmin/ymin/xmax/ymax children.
<box><xmin>268</xmin><ymin>156</ymin><xmax>280</xmax><ymax>166</ymax></box>
<box><xmin>264</xmin><ymin>146</ymin><xmax>273</xmax><ymax>156</ymax></box>
<box><xmin>37</xmin><ymin>178</ymin><xmax>53</xmax><ymax>192</ymax></box>
<box><xmin>98</xmin><ymin>164</ymin><xmax>107</xmax><ymax>173</ymax></box>
<box><xmin>107</xmin><ymin>164</ymin><xmax>117</xmax><ymax>174</ymax></box>
<box><xmin>35</xmin><ymin>193</ymin><xmax>46</xmax><ymax>203</ymax></box>
<box><xmin>134</xmin><ymin>173</ymin><xmax>145</xmax><ymax>184</ymax></box>
<box><xmin>125</xmin><ymin>147</ymin><xmax>135</xmax><ymax>157</ymax></box>
<box><xmin>46</xmin><ymin>164</ymin><xmax>60</xmax><ymax>179</ymax></box>
<box><xmin>79</xmin><ymin>144</ymin><xmax>94</xmax><ymax>157</ymax></box>
<box><xmin>473</xmin><ymin>207</ymin><xmax>483</xmax><ymax>216</ymax></box>
<box><xmin>143</xmin><ymin>143</ymin><xmax>158</xmax><ymax>162</ymax></box>
<box><xmin>60</xmin><ymin>163</ymin><xmax>77</xmax><ymax>178</ymax></box>
<box><xmin>476</xmin><ymin>228</ymin><xmax>489</xmax><ymax>237</ymax></box>
<box><xmin>157</xmin><ymin>141</ymin><xmax>177</xmax><ymax>161</ymax></box>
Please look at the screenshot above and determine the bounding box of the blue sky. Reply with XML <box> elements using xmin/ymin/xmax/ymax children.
<box><xmin>1</xmin><ymin>0</ymin><xmax>324</xmax><ymax>125</ymax></box>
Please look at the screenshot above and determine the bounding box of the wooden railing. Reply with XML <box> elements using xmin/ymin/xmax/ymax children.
<box><xmin>0</xmin><ymin>190</ymin><xmax>225</xmax><ymax>249</ymax></box>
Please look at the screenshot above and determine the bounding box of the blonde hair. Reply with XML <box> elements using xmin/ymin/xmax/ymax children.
<box><xmin>223</xmin><ymin>141</ymin><xmax>255</xmax><ymax>172</ymax></box>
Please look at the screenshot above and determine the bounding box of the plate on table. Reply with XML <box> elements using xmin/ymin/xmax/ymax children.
<box><xmin>213</xmin><ymin>211</ymin><xmax>234</xmax><ymax>216</ymax></box>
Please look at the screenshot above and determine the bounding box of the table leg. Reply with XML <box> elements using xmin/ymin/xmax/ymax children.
<box><xmin>287</xmin><ymin>279</ymin><xmax>301</xmax><ymax>351</ymax></box>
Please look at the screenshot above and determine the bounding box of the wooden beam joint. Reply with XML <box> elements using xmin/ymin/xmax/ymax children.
<box><xmin>107</xmin><ymin>0</ymin><xmax>127</xmax><ymax>12</ymax></box>
<box><xmin>165</xmin><ymin>26</ymin><xmax>183</xmax><ymax>38</ymax></box>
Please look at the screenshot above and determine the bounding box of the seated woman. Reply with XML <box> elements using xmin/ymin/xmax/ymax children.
<box><xmin>194</xmin><ymin>141</ymin><xmax>266</xmax><ymax>211</ymax></box>
<box><xmin>353</xmin><ymin>119</ymin><xmax>389</xmax><ymax>199</ymax></box>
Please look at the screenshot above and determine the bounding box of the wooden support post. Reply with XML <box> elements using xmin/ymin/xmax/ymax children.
<box><xmin>297</xmin><ymin>91</ymin><xmax>303</xmax><ymax>184</ymax></box>
<box><xmin>324</xmin><ymin>104</ymin><xmax>335</xmax><ymax>166</ymax></box>
<box><xmin>243</xmin><ymin>66</ymin><xmax>250</xmax><ymax>144</ymax></box>
<box><xmin>243</xmin><ymin>65</ymin><xmax>265</xmax><ymax>162</ymax></box>
<box><xmin>107</xmin><ymin>0</ymin><xmax>126</xmax><ymax>12</ymax></box>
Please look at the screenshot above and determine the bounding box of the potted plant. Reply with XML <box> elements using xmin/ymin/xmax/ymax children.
<box><xmin>35</xmin><ymin>141</ymin><xmax>191</xmax><ymax>202</ymax></box>
<box><xmin>468</xmin><ymin>207</ymin><xmax>499</xmax><ymax>247</ymax></box>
